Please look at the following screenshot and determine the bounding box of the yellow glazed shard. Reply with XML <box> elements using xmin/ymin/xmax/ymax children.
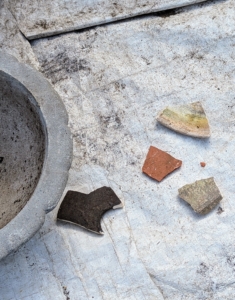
<box><xmin>157</xmin><ymin>102</ymin><xmax>210</xmax><ymax>138</ymax></box>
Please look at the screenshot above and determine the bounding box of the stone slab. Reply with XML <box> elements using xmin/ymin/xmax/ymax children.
<box><xmin>0</xmin><ymin>2</ymin><xmax>39</xmax><ymax>68</ymax></box>
<box><xmin>9</xmin><ymin>0</ymin><xmax>206</xmax><ymax>39</ymax></box>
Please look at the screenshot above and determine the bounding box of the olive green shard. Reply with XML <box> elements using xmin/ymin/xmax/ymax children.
<box><xmin>178</xmin><ymin>177</ymin><xmax>222</xmax><ymax>215</ymax></box>
<box><xmin>157</xmin><ymin>102</ymin><xmax>210</xmax><ymax>138</ymax></box>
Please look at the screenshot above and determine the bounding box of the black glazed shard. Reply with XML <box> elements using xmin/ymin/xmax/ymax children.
<box><xmin>57</xmin><ymin>186</ymin><xmax>123</xmax><ymax>234</ymax></box>
<box><xmin>0</xmin><ymin>157</ymin><xmax>3</xmax><ymax>163</ymax></box>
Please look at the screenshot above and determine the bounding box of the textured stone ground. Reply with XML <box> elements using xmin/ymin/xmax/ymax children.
<box><xmin>0</xmin><ymin>2</ymin><xmax>38</xmax><ymax>68</ymax></box>
<box><xmin>1</xmin><ymin>0</ymin><xmax>235</xmax><ymax>299</ymax></box>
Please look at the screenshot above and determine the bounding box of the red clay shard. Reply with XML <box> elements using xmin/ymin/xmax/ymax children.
<box><xmin>142</xmin><ymin>146</ymin><xmax>182</xmax><ymax>182</ymax></box>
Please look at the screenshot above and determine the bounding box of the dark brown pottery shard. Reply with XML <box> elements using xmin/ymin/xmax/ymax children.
<box><xmin>142</xmin><ymin>146</ymin><xmax>182</xmax><ymax>182</ymax></box>
<box><xmin>178</xmin><ymin>177</ymin><xmax>222</xmax><ymax>215</ymax></box>
<box><xmin>57</xmin><ymin>186</ymin><xmax>123</xmax><ymax>234</ymax></box>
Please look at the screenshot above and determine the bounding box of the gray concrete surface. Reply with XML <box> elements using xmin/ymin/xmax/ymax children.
<box><xmin>1</xmin><ymin>0</ymin><xmax>235</xmax><ymax>299</ymax></box>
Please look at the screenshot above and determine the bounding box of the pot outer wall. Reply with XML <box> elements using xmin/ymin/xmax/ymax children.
<box><xmin>0</xmin><ymin>51</ymin><xmax>73</xmax><ymax>260</ymax></box>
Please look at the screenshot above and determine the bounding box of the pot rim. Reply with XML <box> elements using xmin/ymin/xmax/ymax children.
<box><xmin>0</xmin><ymin>51</ymin><xmax>73</xmax><ymax>260</ymax></box>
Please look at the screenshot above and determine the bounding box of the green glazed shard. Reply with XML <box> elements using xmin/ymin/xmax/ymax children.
<box><xmin>157</xmin><ymin>102</ymin><xmax>210</xmax><ymax>138</ymax></box>
<box><xmin>178</xmin><ymin>177</ymin><xmax>222</xmax><ymax>214</ymax></box>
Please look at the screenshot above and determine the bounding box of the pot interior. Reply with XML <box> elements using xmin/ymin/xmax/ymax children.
<box><xmin>0</xmin><ymin>71</ymin><xmax>45</xmax><ymax>229</ymax></box>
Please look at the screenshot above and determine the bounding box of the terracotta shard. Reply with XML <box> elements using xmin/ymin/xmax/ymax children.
<box><xmin>142</xmin><ymin>146</ymin><xmax>182</xmax><ymax>182</ymax></box>
<box><xmin>57</xmin><ymin>187</ymin><xmax>123</xmax><ymax>234</ymax></box>
<box><xmin>178</xmin><ymin>177</ymin><xmax>222</xmax><ymax>215</ymax></box>
<box><xmin>157</xmin><ymin>102</ymin><xmax>210</xmax><ymax>138</ymax></box>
